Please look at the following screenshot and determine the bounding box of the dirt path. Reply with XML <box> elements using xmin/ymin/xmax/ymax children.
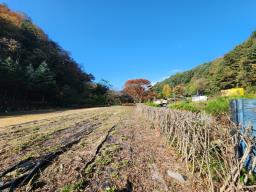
<box><xmin>74</xmin><ymin>109</ymin><xmax>203</xmax><ymax>192</ymax></box>
<box><xmin>0</xmin><ymin>107</ymin><xmax>203</xmax><ymax>192</ymax></box>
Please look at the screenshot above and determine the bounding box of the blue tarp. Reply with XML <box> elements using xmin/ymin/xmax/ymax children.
<box><xmin>230</xmin><ymin>99</ymin><xmax>256</xmax><ymax>170</ymax></box>
<box><xmin>231</xmin><ymin>99</ymin><xmax>256</xmax><ymax>135</ymax></box>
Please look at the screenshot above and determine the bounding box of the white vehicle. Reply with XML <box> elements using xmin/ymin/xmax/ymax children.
<box><xmin>153</xmin><ymin>99</ymin><xmax>168</xmax><ymax>106</ymax></box>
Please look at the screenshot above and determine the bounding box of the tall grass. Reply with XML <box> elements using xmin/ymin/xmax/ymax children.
<box><xmin>169</xmin><ymin>98</ymin><xmax>230</xmax><ymax>115</ymax></box>
<box><xmin>144</xmin><ymin>101</ymin><xmax>160</xmax><ymax>107</ymax></box>
<box><xmin>204</xmin><ymin>97</ymin><xmax>230</xmax><ymax>115</ymax></box>
<box><xmin>169</xmin><ymin>94</ymin><xmax>256</xmax><ymax>115</ymax></box>
<box><xmin>169</xmin><ymin>101</ymin><xmax>201</xmax><ymax>113</ymax></box>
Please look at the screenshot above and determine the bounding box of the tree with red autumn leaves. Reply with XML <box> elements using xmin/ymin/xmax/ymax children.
<box><xmin>123</xmin><ymin>79</ymin><xmax>155</xmax><ymax>103</ymax></box>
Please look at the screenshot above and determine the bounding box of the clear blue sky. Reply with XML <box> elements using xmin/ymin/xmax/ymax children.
<box><xmin>1</xmin><ymin>0</ymin><xmax>256</xmax><ymax>89</ymax></box>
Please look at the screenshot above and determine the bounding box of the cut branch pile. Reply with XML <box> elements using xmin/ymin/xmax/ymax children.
<box><xmin>137</xmin><ymin>104</ymin><xmax>256</xmax><ymax>191</ymax></box>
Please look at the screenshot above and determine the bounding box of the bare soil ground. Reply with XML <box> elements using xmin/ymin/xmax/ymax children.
<box><xmin>0</xmin><ymin>106</ymin><xmax>203</xmax><ymax>192</ymax></box>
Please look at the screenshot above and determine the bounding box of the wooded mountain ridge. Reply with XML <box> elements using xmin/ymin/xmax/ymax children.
<box><xmin>0</xmin><ymin>4</ymin><xmax>111</xmax><ymax>111</ymax></box>
<box><xmin>154</xmin><ymin>32</ymin><xmax>256</xmax><ymax>96</ymax></box>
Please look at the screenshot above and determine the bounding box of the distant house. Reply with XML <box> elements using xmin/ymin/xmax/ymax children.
<box><xmin>192</xmin><ymin>95</ymin><xmax>208</xmax><ymax>102</ymax></box>
<box><xmin>221</xmin><ymin>88</ymin><xmax>244</xmax><ymax>97</ymax></box>
<box><xmin>153</xmin><ymin>99</ymin><xmax>168</xmax><ymax>106</ymax></box>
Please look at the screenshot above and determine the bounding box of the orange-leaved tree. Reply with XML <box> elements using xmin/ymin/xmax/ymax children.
<box><xmin>123</xmin><ymin>79</ymin><xmax>154</xmax><ymax>103</ymax></box>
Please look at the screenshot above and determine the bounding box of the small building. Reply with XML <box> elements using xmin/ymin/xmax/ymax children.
<box><xmin>221</xmin><ymin>88</ymin><xmax>244</xmax><ymax>97</ymax></box>
<box><xmin>191</xmin><ymin>95</ymin><xmax>208</xmax><ymax>102</ymax></box>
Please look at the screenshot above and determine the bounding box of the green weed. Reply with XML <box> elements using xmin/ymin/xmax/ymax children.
<box><xmin>169</xmin><ymin>101</ymin><xmax>201</xmax><ymax>113</ymax></box>
<box><xmin>104</xmin><ymin>186</ymin><xmax>117</xmax><ymax>192</ymax></box>
<box><xmin>145</xmin><ymin>101</ymin><xmax>160</xmax><ymax>107</ymax></box>
<box><xmin>96</xmin><ymin>144</ymin><xmax>121</xmax><ymax>166</ymax></box>
<box><xmin>204</xmin><ymin>97</ymin><xmax>230</xmax><ymax>115</ymax></box>
<box><xmin>60</xmin><ymin>179</ymin><xmax>86</xmax><ymax>192</ymax></box>
<box><xmin>85</xmin><ymin>164</ymin><xmax>95</xmax><ymax>174</ymax></box>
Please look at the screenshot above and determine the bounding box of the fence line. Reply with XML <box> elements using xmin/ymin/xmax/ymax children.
<box><xmin>136</xmin><ymin>104</ymin><xmax>254</xmax><ymax>191</ymax></box>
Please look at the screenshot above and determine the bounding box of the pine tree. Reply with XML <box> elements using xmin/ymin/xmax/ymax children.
<box><xmin>34</xmin><ymin>62</ymin><xmax>56</xmax><ymax>103</ymax></box>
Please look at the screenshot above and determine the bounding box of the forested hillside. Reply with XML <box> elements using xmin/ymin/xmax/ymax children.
<box><xmin>154</xmin><ymin>32</ymin><xmax>256</xmax><ymax>96</ymax></box>
<box><xmin>0</xmin><ymin>4</ymin><xmax>110</xmax><ymax>111</ymax></box>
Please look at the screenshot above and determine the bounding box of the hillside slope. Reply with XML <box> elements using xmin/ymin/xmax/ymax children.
<box><xmin>0</xmin><ymin>4</ymin><xmax>109</xmax><ymax>111</ymax></box>
<box><xmin>154</xmin><ymin>32</ymin><xmax>256</xmax><ymax>96</ymax></box>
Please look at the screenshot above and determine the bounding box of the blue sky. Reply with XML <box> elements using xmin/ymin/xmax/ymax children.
<box><xmin>1</xmin><ymin>0</ymin><xmax>256</xmax><ymax>89</ymax></box>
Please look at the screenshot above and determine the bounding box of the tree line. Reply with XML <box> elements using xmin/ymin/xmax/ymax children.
<box><xmin>0</xmin><ymin>4</ymin><xmax>116</xmax><ymax>112</ymax></box>
<box><xmin>154</xmin><ymin>32</ymin><xmax>256</xmax><ymax>97</ymax></box>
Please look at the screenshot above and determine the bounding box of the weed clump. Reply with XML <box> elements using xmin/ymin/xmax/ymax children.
<box><xmin>204</xmin><ymin>97</ymin><xmax>229</xmax><ymax>115</ymax></box>
<box><xmin>145</xmin><ymin>101</ymin><xmax>160</xmax><ymax>107</ymax></box>
<box><xmin>169</xmin><ymin>101</ymin><xmax>201</xmax><ymax>113</ymax></box>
